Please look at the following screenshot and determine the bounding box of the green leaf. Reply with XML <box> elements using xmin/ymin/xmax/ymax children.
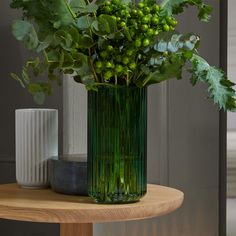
<box><xmin>85</xmin><ymin>3</ymin><xmax>98</xmax><ymax>13</ymax></box>
<box><xmin>70</xmin><ymin>0</ymin><xmax>86</xmax><ymax>11</ymax></box>
<box><xmin>167</xmin><ymin>41</ymin><xmax>179</xmax><ymax>52</ymax></box>
<box><xmin>97</xmin><ymin>14</ymin><xmax>117</xmax><ymax>34</ymax></box>
<box><xmin>154</xmin><ymin>40</ymin><xmax>168</xmax><ymax>52</ymax></box>
<box><xmin>198</xmin><ymin>4</ymin><xmax>213</xmax><ymax>22</ymax></box>
<box><xmin>161</xmin><ymin>0</ymin><xmax>185</xmax><ymax>15</ymax></box>
<box><xmin>22</xmin><ymin>67</ymin><xmax>30</xmax><ymax>84</ymax></box>
<box><xmin>53</xmin><ymin>0</ymin><xmax>75</xmax><ymax>26</ymax></box>
<box><xmin>123</xmin><ymin>27</ymin><xmax>132</xmax><ymax>41</ymax></box>
<box><xmin>78</xmin><ymin>35</ymin><xmax>94</xmax><ymax>48</ymax></box>
<box><xmin>91</xmin><ymin>20</ymin><xmax>99</xmax><ymax>31</ymax></box>
<box><xmin>12</xmin><ymin>20</ymin><xmax>39</xmax><ymax>50</ymax></box>
<box><xmin>62</xmin><ymin>51</ymin><xmax>74</xmax><ymax>69</ymax></box>
<box><xmin>160</xmin><ymin>0</ymin><xmax>213</xmax><ymax>22</ymax></box>
<box><xmin>10</xmin><ymin>73</ymin><xmax>25</xmax><ymax>88</ymax></box>
<box><xmin>153</xmin><ymin>32</ymin><xmax>199</xmax><ymax>53</ymax></box>
<box><xmin>77</xmin><ymin>15</ymin><xmax>94</xmax><ymax>29</ymax></box>
<box><xmin>190</xmin><ymin>54</ymin><xmax>236</xmax><ymax>111</ymax></box>
<box><xmin>33</xmin><ymin>92</ymin><xmax>46</xmax><ymax>105</ymax></box>
<box><xmin>54</xmin><ymin>30</ymin><xmax>73</xmax><ymax>51</ymax></box>
<box><xmin>184</xmin><ymin>41</ymin><xmax>195</xmax><ymax>50</ymax></box>
<box><xmin>75</xmin><ymin>2</ymin><xmax>98</xmax><ymax>13</ymax></box>
<box><xmin>12</xmin><ymin>20</ymin><xmax>32</xmax><ymax>40</ymax></box>
<box><xmin>24</xmin><ymin>28</ymin><xmax>38</xmax><ymax>50</ymax></box>
<box><xmin>140</xmin><ymin>58</ymin><xmax>184</xmax><ymax>87</ymax></box>
<box><xmin>37</xmin><ymin>42</ymin><xmax>50</xmax><ymax>52</ymax></box>
<box><xmin>80</xmin><ymin>74</ymin><xmax>95</xmax><ymax>85</ymax></box>
<box><xmin>28</xmin><ymin>83</ymin><xmax>42</xmax><ymax>94</ymax></box>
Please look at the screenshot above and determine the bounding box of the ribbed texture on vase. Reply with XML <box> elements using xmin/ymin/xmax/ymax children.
<box><xmin>16</xmin><ymin>109</ymin><xmax>58</xmax><ymax>188</ymax></box>
<box><xmin>88</xmin><ymin>86</ymin><xmax>147</xmax><ymax>203</ymax></box>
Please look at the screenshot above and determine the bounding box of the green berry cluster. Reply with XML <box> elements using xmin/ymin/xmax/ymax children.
<box><xmin>94</xmin><ymin>0</ymin><xmax>178</xmax><ymax>84</ymax></box>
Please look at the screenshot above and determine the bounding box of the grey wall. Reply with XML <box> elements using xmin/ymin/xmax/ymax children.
<box><xmin>0</xmin><ymin>1</ymin><xmax>62</xmax><ymax>235</ymax></box>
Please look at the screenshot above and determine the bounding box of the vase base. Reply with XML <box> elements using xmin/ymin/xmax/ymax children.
<box><xmin>89</xmin><ymin>191</ymin><xmax>146</xmax><ymax>204</ymax></box>
<box><xmin>19</xmin><ymin>185</ymin><xmax>49</xmax><ymax>190</ymax></box>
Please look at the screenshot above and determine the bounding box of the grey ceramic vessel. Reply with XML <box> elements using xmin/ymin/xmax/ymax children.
<box><xmin>49</xmin><ymin>155</ymin><xmax>88</xmax><ymax>196</ymax></box>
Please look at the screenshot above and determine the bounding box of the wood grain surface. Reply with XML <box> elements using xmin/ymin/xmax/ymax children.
<box><xmin>0</xmin><ymin>184</ymin><xmax>183</xmax><ymax>224</ymax></box>
<box><xmin>60</xmin><ymin>223</ymin><xmax>92</xmax><ymax>236</ymax></box>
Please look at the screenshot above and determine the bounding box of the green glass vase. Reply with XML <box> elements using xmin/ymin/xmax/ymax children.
<box><xmin>88</xmin><ymin>86</ymin><xmax>147</xmax><ymax>203</ymax></box>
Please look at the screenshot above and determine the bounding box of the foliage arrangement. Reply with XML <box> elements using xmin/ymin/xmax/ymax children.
<box><xmin>10</xmin><ymin>0</ymin><xmax>236</xmax><ymax>110</ymax></box>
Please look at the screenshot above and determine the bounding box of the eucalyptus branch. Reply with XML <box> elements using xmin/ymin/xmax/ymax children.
<box><xmin>65</xmin><ymin>1</ymin><xmax>77</xmax><ymax>19</ymax></box>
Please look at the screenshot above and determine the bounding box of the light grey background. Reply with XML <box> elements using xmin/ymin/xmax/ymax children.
<box><xmin>1</xmin><ymin>0</ymin><xmax>221</xmax><ymax>236</ymax></box>
<box><xmin>228</xmin><ymin>0</ymin><xmax>236</xmax><ymax>130</ymax></box>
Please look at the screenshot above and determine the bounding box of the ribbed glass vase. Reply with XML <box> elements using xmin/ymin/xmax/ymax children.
<box><xmin>88</xmin><ymin>86</ymin><xmax>147</xmax><ymax>203</ymax></box>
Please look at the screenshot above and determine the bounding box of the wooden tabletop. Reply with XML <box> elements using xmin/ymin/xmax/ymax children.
<box><xmin>0</xmin><ymin>184</ymin><xmax>183</xmax><ymax>224</ymax></box>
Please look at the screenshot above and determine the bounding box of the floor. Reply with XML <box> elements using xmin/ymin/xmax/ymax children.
<box><xmin>227</xmin><ymin>198</ymin><xmax>236</xmax><ymax>236</ymax></box>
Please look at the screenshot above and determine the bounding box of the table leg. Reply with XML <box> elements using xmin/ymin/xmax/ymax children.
<box><xmin>60</xmin><ymin>223</ymin><xmax>93</xmax><ymax>236</ymax></box>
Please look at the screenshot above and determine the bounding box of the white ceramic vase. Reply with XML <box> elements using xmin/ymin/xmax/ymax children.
<box><xmin>15</xmin><ymin>109</ymin><xmax>58</xmax><ymax>189</ymax></box>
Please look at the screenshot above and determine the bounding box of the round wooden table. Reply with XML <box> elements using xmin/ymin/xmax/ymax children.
<box><xmin>0</xmin><ymin>184</ymin><xmax>183</xmax><ymax>236</ymax></box>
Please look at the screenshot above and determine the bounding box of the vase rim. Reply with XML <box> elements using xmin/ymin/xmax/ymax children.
<box><xmin>15</xmin><ymin>108</ymin><xmax>57</xmax><ymax>112</ymax></box>
<box><xmin>95</xmin><ymin>85</ymin><xmax>146</xmax><ymax>90</ymax></box>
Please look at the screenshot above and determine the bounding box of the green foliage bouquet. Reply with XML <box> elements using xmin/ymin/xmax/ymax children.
<box><xmin>10</xmin><ymin>0</ymin><xmax>236</xmax><ymax>110</ymax></box>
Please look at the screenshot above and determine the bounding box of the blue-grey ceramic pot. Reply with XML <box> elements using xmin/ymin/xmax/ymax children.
<box><xmin>49</xmin><ymin>155</ymin><xmax>88</xmax><ymax>196</ymax></box>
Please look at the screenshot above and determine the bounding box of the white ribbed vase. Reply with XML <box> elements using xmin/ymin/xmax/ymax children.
<box><xmin>15</xmin><ymin>109</ymin><xmax>58</xmax><ymax>189</ymax></box>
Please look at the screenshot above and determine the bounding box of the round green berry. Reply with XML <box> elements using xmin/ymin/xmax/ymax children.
<box><xmin>120</xmin><ymin>21</ymin><xmax>126</xmax><ymax>27</ymax></box>
<box><xmin>170</xmin><ymin>20</ymin><xmax>178</xmax><ymax>26</ymax></box>
<box><xmin>143</xmin><ymin>38</ymin><xmax>150</xmax><ymax>47</ymax></box>
<box><xmin>129</xmin><ymin>62</ymin><xmax>137</xmax><ymax>70</ymax></box>
<box><xmin>104</xmin><ymin>0</ymin><xmax>111</xmax><ymax>5</ymax></box>
<box><xmin>122</xmin><ymin>57</ymin><xmax>129</xmax><ymax>65</ymax></box>
<box><xmin>104</xmin><ymin>6</ymin><xmax>112</xmax><ymax>13</ymax></box>
<box><xmin>142</xmin><ymin>16</ymin><xmax>149</xmax><ymax>23</ymax></box>
<box><xmin>135</xmin><ymin>39</ymin><xmax>142</xmax><ymax>48</ymax></box>
<box><xmin>138</xmin><ymin>2</ymin><xmax>145</xmax><ymax>8</ymax></box>
<box><xmin>130</xmin><ymin>30</ymin><xmax>135</xmax><ymax>37</ymax></box>
<box><xmin>100</xmin><ymin>51</ymin><xmax>108</xmax><ymax>58</ymax></box>
<box><xmin>143</xmin><ymin>7</ymin><xmax>150</xmax><ymax>14</ymax></box>
<box><xmin>126</xmin><ymin>49</ymin><xmax>134</xmax><ymax>56</ymax></box>
<box><xmin>95</xmin><ymin>61</ymin><xmax>103</xmax><ymax>69</ymax></box>
<box><xmin>131</xmin><ymin>9</ymin><xmax>138</xmax><ymax>15</ymax></box>
<box><xmin>115</xmin><ymin>64</ymin><xmax>123</xmax><ymax>73</ymax></box>
<box><xmin>163</xmin><ymin>51</ymin><xmax>169</xmax><ymax>56</ymax></box>
<box><xmin>147</xmin><ymin>28</ymin><xmax>154</xmax><ymax>36</ymax></box>
<box><xmin>104</xmin><ymin>71</ymin><xmax>113</xmax><ymax>80</ymax></box>
<box><xmin>151</xmin><ymin>16</ymin><xmax>159</xmax><ymax>25</ymax></box>
<box><xmin>120</xmin><ymin>9</ymin><xmax>127</xmax><ymax>16</ymax></box>
<box><xmin>112</xmin><ymin>0</ymin><xmax>119</xmax><ymax>4</ymax></box>
<box><xmin>106</xmin><ymin>62</ymin><xmax>113</xmax><ymax>68</ymax></box>
<box><xmin>137</xmin><ymin>10</ymin><xmax>144</xmax><ymax>17</ymax></box>
<box><xmin>163</xmin><ymin>24</ymin><xmax>170</xmax><ymax>31</ymax></box>
<box><xmin>107</xmin><ymin>45</ymin><xmax>113</xmax><ymax>51</ymax></box>
<box><xmin>152</xmin><ymin>4</ymin><xmax>160</xmax><ymax>12</ymax></box>
<box><xmin>141</xmin><ymin>24</ymin><xmax>149</xmax><ymax>31</ymax></box>
<box><xmin>166</xmin><ymin>16</ymin><xmax>173</xmax><ymax>24</ymax></box>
